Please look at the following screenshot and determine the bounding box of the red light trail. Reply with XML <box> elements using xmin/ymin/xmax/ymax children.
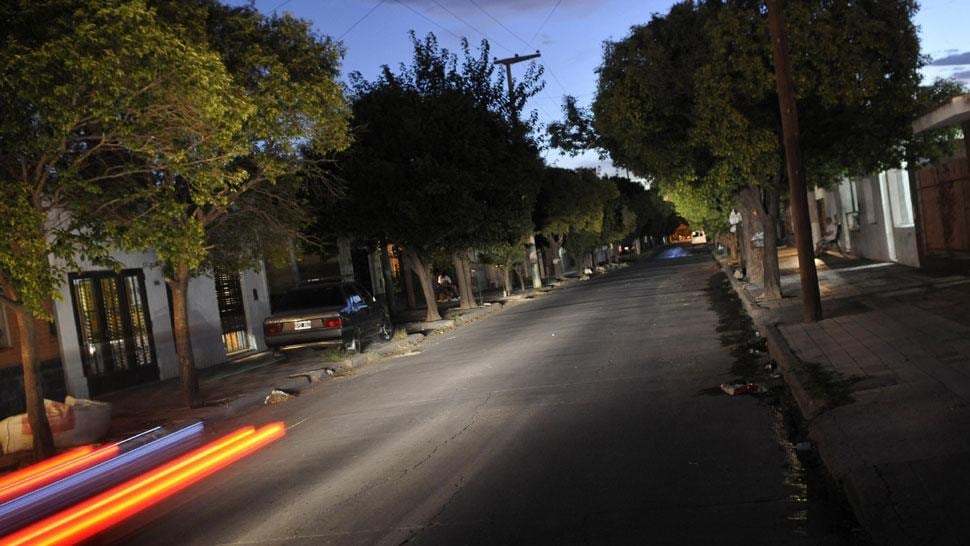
<box><xmin>0</xmin><ymin>445</ymin><xmax>120</xmax><ymax>505</ymax></box>
<box><xmin>0</xmin><ymin>422</ymin><xmax>285</xmax><ymax>546</ymax></box>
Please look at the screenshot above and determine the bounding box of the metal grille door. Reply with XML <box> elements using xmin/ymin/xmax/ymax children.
<box><xmin>69</xmin><ymin>270</ymin><xmax>159</xmax><ymax>395</ymax></box>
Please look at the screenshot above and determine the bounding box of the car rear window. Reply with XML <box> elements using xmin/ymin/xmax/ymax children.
<box><xmin>276</xmin><ymin>285</ymin><xmax>344</xmax><ymax>311</ymax></box>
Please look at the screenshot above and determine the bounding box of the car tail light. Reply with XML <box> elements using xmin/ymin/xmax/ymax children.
<box><xmin>325</xmin><ymin>318</ymin><xmax>342</xmax><ymax>329</ymax></box>
<box><xmin>264</xmin><ymin>323</ymin><xmax>282</xmax><ymax>336</ymax></box>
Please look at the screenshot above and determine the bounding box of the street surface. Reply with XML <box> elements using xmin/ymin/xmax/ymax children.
<box><xmin>112</xmin><ymin>247</ymin><xmax>851</xmax><ymax>545</ymax></box>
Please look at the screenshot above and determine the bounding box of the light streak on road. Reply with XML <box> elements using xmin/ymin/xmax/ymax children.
<box><xmin>0</xmin><ymin>422</ymin><xmax>285</xmax><ymax>546</ymax></box>
<box><xmin>0</xmin><ymin>445</ymin><xmax>120</xmax><ymax>505</ymax></box>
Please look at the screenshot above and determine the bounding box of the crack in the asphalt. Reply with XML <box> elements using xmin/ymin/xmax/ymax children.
<box><xmin>411</xmin><ymin>391</ymin><xmax>492</xmax><ymax>472</ymax></box>
<box><xmin>332</xmin><ymin>392</ymin><xmax>493</xmax><ymax>514</ymax></box>
<box><xmin>397</xmin><ymin>475</ymin><xmax>466</xmax><ymax>545</ymax></box>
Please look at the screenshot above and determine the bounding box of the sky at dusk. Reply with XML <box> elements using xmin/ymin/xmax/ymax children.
<box><xmin>233</xmin><ymin>0</ymin><xmax>970</xmax><ymax>173</ymax></box>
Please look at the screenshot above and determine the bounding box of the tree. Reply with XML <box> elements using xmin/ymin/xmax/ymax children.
<box><xmin>535</xmin><ymin>168</ymin><xmax>620</xmax><ymax>271</ymax></box>
<box><xmin>535</xmin><ymin>168</ymin><xmax>606</xmax><ymax>276</ymax></box>
<box><xmin>583</xmin><ymin>0</ymin><xmax>929</xmax><ymax>301</ymax></box>
<box><xmin>123</xmin><ymin>2</ymin><xmax>351</xmax><ymax>406</ymax></box>
<box><xmin>0</xmin><ymin>0</ymin><xmax>245</xmax><ymax>455</ymax></box>
<box><xmin>335</xmin><ymin>33</ymin><xmax>543</xmax><ymax>321</ymax></box>
<box><xmin>479</xmin><ymin>239</ymin><xmax>527</xmax><ymax>297</ymax></box>
<box><xmin>614</xmin><ymin>179</ymin><xmax>680</xmax><ymax>246</ymax></box>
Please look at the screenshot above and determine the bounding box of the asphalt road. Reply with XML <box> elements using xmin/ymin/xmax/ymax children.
<box><xmin>113</xmin><ymin>247</ymin><xmax>847</xmax><ymax>545</ymax></box>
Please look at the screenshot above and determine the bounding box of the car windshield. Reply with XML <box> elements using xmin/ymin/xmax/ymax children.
<box><xmin>276</xmin><ymin>285</ymin><xmax>344</xmax><ymax>312</ymax></box>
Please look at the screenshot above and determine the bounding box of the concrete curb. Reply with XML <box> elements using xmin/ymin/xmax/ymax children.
<box><xmin>716</xmin><ymin>257</ymin><xmax>827</xmax><ymax>420</ymax></box>
<box><xmin>714</xmin><ymin>255</ymin><xmax>890</xmax><ymax>543</ymax></box>
<box><xmin>763</xmin><ymin>324</ymin><xmax>824</xmax><ymax>420</ymax></box>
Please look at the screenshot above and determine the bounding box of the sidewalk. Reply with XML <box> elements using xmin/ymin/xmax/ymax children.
<box><xmin>724</xmin><ymin>247</ymin><xmax>970</xmax><ymax>545</ymax></box>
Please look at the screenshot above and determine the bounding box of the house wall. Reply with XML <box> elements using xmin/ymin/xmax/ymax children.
<box><xmin>0</xmin><ymin>303</ymin><xmax>68</xmax><ymax>419</ymax></box>
<box><xmin>847</xmin><ymin>175</ymin><xmax>893</xmax><ymax>262</ymax></box>
<box><xmin>0</xmin><ymin>303</ymin><xmax>61</xmax><ymax>369</ymax></box>
<box><xmin>823</xmin><ymin>171</ymin><xmax>920</xmax><ymax>267</ymax></box>
<box><xmin>51</xmin><ymin>250</ymin><xmax>271</xmax><ymax>399</ymax></box>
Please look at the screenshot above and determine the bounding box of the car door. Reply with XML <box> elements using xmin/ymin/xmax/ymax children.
<box><xmin>353</xmin><ymin>283</ymin><xmax>381</xmax><ymax>335</ymax></box>
<box><xmin>340</xmin><ymin>284</ymin><xmax>368</xmax><ymax>335</ymax></box>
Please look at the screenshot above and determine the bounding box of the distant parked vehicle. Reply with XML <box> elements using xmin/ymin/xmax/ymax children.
<box><xmin>263</xmin><ymin>282</ymin><xmax>393</xmax><ymax>354</ymax></box>
<box><xmin>691</xmin><ymin>230</ymin><xmax>708</xmax><ymax>245</ymax></box>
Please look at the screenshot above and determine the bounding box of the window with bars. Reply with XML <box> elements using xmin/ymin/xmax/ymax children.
<box><xmin>213</xmin><ymin>272</ymin><xmax>250</xmax><ymax>355</ymax></box>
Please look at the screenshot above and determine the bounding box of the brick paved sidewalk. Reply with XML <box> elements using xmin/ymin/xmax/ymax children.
<box><xmin>725</xmin><ymin>247</ymin><xmax>970</xmax><ymax>545</ymax></box>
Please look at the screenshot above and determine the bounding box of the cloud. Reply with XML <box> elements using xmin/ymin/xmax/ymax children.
<box><xmin>952</xmin><ymin>70</ymin><xmax>970</xmax><ymax>82</ymax></box>
<box><xmin>930</xmin><ymin>51</ymin><xmax>970</xmax><ymax>66</ymax></box>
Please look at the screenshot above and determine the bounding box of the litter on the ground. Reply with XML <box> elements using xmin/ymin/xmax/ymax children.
<box><xmin>0</xmin><ymin>397</ymin><xmax>111</xmax><ymax>453</ymax></box>
<box><xmin>264</xmin><ymin>389</ymin><xmax>296</xmax><ymax>405</ymax></box>
<box><xmin>720</xmin><ymin>382</ymin><xmax>761</xmax><ymax>396</ymax></box>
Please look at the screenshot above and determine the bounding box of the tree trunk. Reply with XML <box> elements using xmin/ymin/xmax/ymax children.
<box><xmin>379</xmin><ymin>242</ymin><xmax>397</xmax><ymax>316</ymax></box>
<box><xmin>536</xmin><ymin>247</ymin><xmax>547</xmax><ymax>282</ymax></box>
<box><xmin>549</xmin><ymin>235</ymin><xmax>564</xmax><ymax>278</ymax></box>
<box><xmin>12</xmin><ymin>304</ymin><xmax>54</xmax><ymax>458</ymax></box>
<box><xmin>401</xmin><ymin>252</ymin><xmax>417</xmax><ymax>310</ymax></box>
<box><xmin>403</xmin><ymin>248</ymin><xmax>441</xmax><ymax>322</ymax></box>
<box><xmin>453</xmin><ymin>251</ymin><xmax>475</xmax><ymax>310</ymax></box>
<box><xmin>761</xmin><ymin>186</ymin><xmax>783</xmax><ymax>300</ymax></box>
<box><xmin>169</xmin><ymin>260</ymin><xmax>202</xmax><ymax>408</ymax></box>
<box><xmin>739</xmin><ymin>186</ymin><xmax>764</xmax><ymax>286</ymax></box>
<box><xmin>527</xmin><ymin>234</ymin><xmax>542</xmax><ymax>289</ymax></box>
<box><xmin>461</xmin><ymin>255</ymin><xmax>476</xmax><ymax>306</ymax></box>
<box><xmin>515</xmin><ymin>265</ymin><xmax>526</xmax><ymax>292</ymax></box>
<box><xmin>502</xmin><ymin>261</ymin><xmax>512</xmax><ymax>297</ymax></box>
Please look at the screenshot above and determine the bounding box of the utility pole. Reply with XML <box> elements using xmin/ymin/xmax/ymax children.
<box><xmin>766</xmin><ymin>0</ymin><xmax>822</xmax><ymax>322</ymax></box>
<box><xmin>495</xmin><ymin>51</ymin><xmax>543</xmax><ymax>290</ymax></box>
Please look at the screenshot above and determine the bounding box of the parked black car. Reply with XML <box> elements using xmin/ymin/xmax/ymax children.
<box><xmin>263</xmin><ymin>281</ymin><xmax>393</xmax><ymax>353</ymax></box>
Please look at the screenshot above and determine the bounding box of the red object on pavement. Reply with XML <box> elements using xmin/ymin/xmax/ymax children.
<box><xmin>720</xmin><ymin>383</ymin><xmax>760</xmax><ymax>396</ymax></box>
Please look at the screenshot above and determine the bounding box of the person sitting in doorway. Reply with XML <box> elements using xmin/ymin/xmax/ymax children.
<box><xmin>815</xmin><ymin>217</ymin><xmax>844</xmax><ymax>257</ymax></box>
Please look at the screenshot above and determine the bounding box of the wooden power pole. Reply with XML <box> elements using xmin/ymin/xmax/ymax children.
<box><xmin>766</xmin><ymin>0</ymin><xmax>822</xmax><ymax>322</ymax></box>
<box><xmin>495</xmin><ymin>51</ymin><xmax>543</xmax><ymax>290</ymax></box>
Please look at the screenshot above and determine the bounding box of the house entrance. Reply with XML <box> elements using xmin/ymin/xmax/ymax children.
<box><xmin>69</xmin><ymin>270</ymin><xmax>159</xmax><ymax>395</ymax></box>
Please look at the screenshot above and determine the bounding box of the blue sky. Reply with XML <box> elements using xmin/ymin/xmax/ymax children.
<box><xmin>237</xmin><ymin>0</ymin><xmax>970</xmax><ymax>172</ymax></box>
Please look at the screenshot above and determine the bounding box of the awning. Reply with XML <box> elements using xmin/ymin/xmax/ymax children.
<box><xmin>912</xmin><ymin>94</ymin><xmax>970</xmax><ymax>134</ymax></box>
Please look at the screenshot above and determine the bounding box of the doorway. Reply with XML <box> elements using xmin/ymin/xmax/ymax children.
<box><xmin>214</xmin><ymin>272</ymin><xmax>250</xmax><ymax>355</ymax></box>
<box><xmin>69</xmin><ymin>270</ymin><xmax>159</xmax><ymax>395</ymax></box>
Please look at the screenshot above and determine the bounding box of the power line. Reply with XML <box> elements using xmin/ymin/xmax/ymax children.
<box><xmin>545</xmin><ymin>65</ymin><xmax>569</xmax><ymax>96</ymax></box>
<box><xmin>460</xmin><ymin>1</ymin><xmax>571</xmax><ymax>107</ymax></box>
<box><xmin>530</xmin><ymin>0</ymin><xmax>562</xmax><ymax>45</ymax></box>
<box><xmin>393</xmin><ymin>0</ymin><xmax>464</xmax><ymax>42</ymax></box>
<box><xmin>466</xmin><ymin>0</ymin><xmax>532</xmax><ymax>51</ymax></box>
<box><xmin>271</xmin><ymin>0</ymin><xmax>294</xmax><ymax>12</ymax></box>
<box><xmin>426</xmin><ymin>0</ymin><xmax>514</xmax><ymax>54</ymax></box>
<box><xmin>339</xmin><ymin>0</ymin><xmax>389</xmax><ymax>39</ymax></box>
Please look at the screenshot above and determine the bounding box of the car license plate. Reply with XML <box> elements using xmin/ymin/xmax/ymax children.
<box><xmin>294</xmin><ymin>320</ymin><xmax>312</xmax><ymax>331</ymax></box>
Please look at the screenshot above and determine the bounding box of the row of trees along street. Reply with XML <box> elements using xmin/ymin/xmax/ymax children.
<box><xmin>549</xmin><ymin>0</ymin><xmax>964</xmax><ymax>305</ymax></box>
<box><xmin>311</xmin><ymin>33</ymin><xmax>677</xmax><ymax>322</ymax></box>
<box><xmin>0</xmin><ymin>2</ymin><xmax>676</xmax><ymax>456</ymax></box>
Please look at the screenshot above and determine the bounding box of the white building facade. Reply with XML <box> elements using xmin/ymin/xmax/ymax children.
<box><xmin>810</xmin><ymin>167</ymin><xmax>920</xmax><ymax>268</ymax></box>
<box><xmin>51</xmin><ymin>250</ymin><xmax>271</xmax><ymax>399</ymax></box>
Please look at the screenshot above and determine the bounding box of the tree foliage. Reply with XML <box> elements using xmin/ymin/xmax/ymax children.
<box><xmin>68</xmin><ymin>1</ymin><xmax>353</xmax><ymax>407</ymax></box>
<box><xmin>571</xmin><ymin>0</ymin><xmax>941</xmax><ymax>296</ymax></box>
<box><xmin>0</xmin><ymin>0</ymin><xmax>254</xmax><ymax>453</ymax></box>
<box><xmin>333</xmin><ymin>33</ymin><xmax>544</xmax><ymax>319</ymax></box>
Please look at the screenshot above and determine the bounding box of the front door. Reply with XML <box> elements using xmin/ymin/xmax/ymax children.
<box><xmin>214</xmin><ymin>272</ymin><xmax>250</xmax><ymax>355</ymax></box>
<box><xmin>69</xmin><ymin>270</ymin><xmax>159</xmax><ymax>395</ymax></box>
